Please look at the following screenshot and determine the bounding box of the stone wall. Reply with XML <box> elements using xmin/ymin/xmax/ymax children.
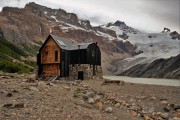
<box><xmin>69</xmin><ymin>64</ymin><xmax>102</xmax><ymax>80</ymax></box>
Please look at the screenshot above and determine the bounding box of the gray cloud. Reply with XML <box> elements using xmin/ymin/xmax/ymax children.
<box><xmin>0</xmin><ymin>0</ymin><xmax>179</xmax><ymax>32</ymax></box>
<box><xmin>139</xmin><ymin>0</ymin><xmax>179</xmax><ymax>32</ymax></box>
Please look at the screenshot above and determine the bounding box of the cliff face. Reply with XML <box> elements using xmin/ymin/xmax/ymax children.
<box><xmin>119</xmin><ymin>54</ymin><xmax>180</xmax><ymax>79</ymax></box>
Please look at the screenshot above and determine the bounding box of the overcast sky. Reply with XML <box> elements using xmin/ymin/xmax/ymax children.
<box><xmin>0</xmin><ymin>0</ymin><xmax>179</xmax><ymax>33</ymax></box>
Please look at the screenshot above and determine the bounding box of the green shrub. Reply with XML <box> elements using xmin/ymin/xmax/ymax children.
<box><xmin>0</xmin><ymin>37</ymin><xmax>28</xmax><ymax>59</ymax></box>
<box><xmin>0</xmin><ymin>60</ymin><xmax>34</xmax><ymax>73</ymax></box>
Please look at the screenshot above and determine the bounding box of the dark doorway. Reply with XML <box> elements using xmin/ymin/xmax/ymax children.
<box><xmin>78</xmin><ymin>71</ymin><xmax>84</xmax><ymax>80</ymax></box>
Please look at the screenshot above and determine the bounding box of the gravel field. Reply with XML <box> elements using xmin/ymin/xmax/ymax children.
<box><xmin>0</xmin><ymin>73</ymin><xmax>179</xmax><ymax>120</ymax></box>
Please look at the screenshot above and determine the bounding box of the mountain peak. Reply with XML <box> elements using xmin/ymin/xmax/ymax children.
<box><xmin>114</xmin><ymin>20</ymin><xmax>126</xmax><ymax>26</ymax></box>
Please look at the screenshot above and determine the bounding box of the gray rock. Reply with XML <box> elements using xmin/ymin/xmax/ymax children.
<box><xmin>161</xmin><ymin>101</ymin><xmax>168</xmax><ymax>105</ymax></box>
<box><xmin>105</xmin><ymin>107</ymin><xmax>113</xmax><ymax>113</ymax></box>
<box><xmin>88</xmin><ymin>98</ymin><xmax>95</xmax><ymax>104</ymax></box>
<box><xmin>161</xmin><ymin>113</ymin><xmax>169</xmax><ymax>120</ymax></box>
<box><xmin>29</xmin><ymin>87</ymin><xmax>39</xmax><ymax>92</ymax></box>
<box><xmin>93</xmin><ymin>95</ymin><xmax>101</xmax><ymax>102</ymax></box>
<box><xmin>114</xmin><ymin>103</ymin><xmax>120</xmax><ymax>108</ymax></box>
<box><xmin>150</xmin><ymin>96</ymin><xmax>156</xmax><ymax>100</ymax></box>
<box><xmin>82</xmin><ymin>95</ymin><xmax>88</xmax><ymax>101</ymax></box>
<box><xmin>85</xmin><ymin>92</ymin><xmax>95</xmax><ymax>98</ymax></box>
<box><xmin>131</xmin><ymin>103</ymin><xmax>136</xmax><ymax>106</ymax></box>
<box><xmin>73</xmin><ymin>93</ymin><xmax>79</xmax><ymax>98</ymax></box>
<box><xmin>63</xmin><ymin>86</ymin><xmax>70</xmax><ymax>91</ymax></box>
<box><xmin>164</xmin><ymin>106</ymin><xmax>171</xmax><ymax>112</ymax></box>
<box><xmin>130</xmin><ymin>98</ymin><xmax>135</xmax><ymax>102</ymax></box>
<box><xmin>173</xmin><ymin>105</ymin><xmax>180</xmax><ymax>111</ymax></box>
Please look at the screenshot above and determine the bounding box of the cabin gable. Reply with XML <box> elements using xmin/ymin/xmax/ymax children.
<box><xmin>41</xmin><ymin>37</ymin><xmax>61</xmax><ymax>64</ymax></box>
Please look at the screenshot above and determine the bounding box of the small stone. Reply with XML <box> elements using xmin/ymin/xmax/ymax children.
<box><xmin>150</xmin><ymin>96</ymin><xmax>156</xmax><ymax>100</ymax></box>
<box><xmin>96</xmin><ymin>102</ymin><xmax>104</xmax><ymax>110</ymax></box>
<box><xmin>173</xmin><ymin>105</ymin><xmax>180</xmax><ymax>111</ymax></box>
<box><xmin>114</xmin><ymin>103</ymin><xmax>120</xmax><ymax>108</ymax></box>
<box><xmin>93</xmin><ymin>95</ymin><xmax>101</xmax><ymax>102</ymax></box>
<box><xmin>79</xmin><ymin>100</ymin><xmax>85</xmax><ymax>105</ymax></box>
<box><xmin>130</xmin><ymin>98</ymin><xmax>135</xmax><ymax>102</ymax></box>
<box><xmin>63</xmin><ymin>86</ymin><xmax>70</xmax><ymax>91</ymax></box>
<box><xmin>161</xmin><ymin>101</ymin><xmax>168</xmax><ymax>105</ymax></box>
<box><xmin>6</xmin><ymin>93</ymin><xmax>13</xmax><ymax>97</ymax></box>
<box><xmin>21</xmin><ymin>79</ymin><xmax>28</xmax><ymax>82</ymax></box>
<box><xmin>161</xmin><ymin>113</ymin><xmax>169</xmax><ymax>120</ymax></box>
<box><xmin>131</xmin><ymin>103</ymin><xmax>136</xmax><ymax>106</ymax></box>
<box><xmin>73</xmin><ymin>93</ymin><xmax>78</xmax><ymax>98</ymax></box>
<box><xmin>88</xmin><ymin>98</ymin><xmax>95</xmax><ymax>104</ymax></box>
<box><xmin>151</xmin><ymin>112</ymin><xmax>157</xmax><ymax>119</ymax></box>
<box><xmin>82</xmin><ymin>95</ymin><xmax>88</xmax><ymax>101</ymax></box>
<box><xmin>131</xmin><ymin>111</ymin><xmax>137</xmax><ymax>117</ymax></box>
<box><xmin>85</xmin><ymin>92</ymin><xmax>95</xmax><ymax>98</ymax></box>
<box><xmin>125</xmin><ymin>103</ymin><xmax>130</xmax><ymax>108</ymax></box>
<box><xmin>164</xmin><ymin>106</ymin><xmax>171</xmax><ymax>112</ymax></box>
<box><xmin>29</xmin><ymin>87</ymin><xmax>39</xmax><ymax>92</ymax></box>
<box><xmin>157</xmin><ymin>112</ymin><xmax>162</xmax><ymax>116</ymax></box>
<box><xmin>144</xmin><ymin>115</ymin><xmax>151</xmax><ymax>120</ymax></box>
<box><xmin>114</xmin><ymin>117</ymin><xmax>118</xmax><ymax>120</ymax></box>
<box><xmin>174</xmin><ymin>113</ymin><xmax>180</xmax><ymax>118</ymax></box>
<box><xmin>173</xmin><ymin>117</ymin><xmax>180</xmax><ymax>120</ymax></box>
<box><xmin>105</xmin><ymin>107</ymin><xmax>113</xmax><ymax>113</ymax></box>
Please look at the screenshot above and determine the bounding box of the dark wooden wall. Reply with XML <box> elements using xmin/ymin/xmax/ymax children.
<box><xmin>86</xmin><ymin>43</ymin><xmax>101</xmax><ymax>65</ymax></box>
<box><xmin>60</xmin><ymin>50</ymin><xmax>70</xmax><ymax>77</ymax></box>
<box><xmin>69</xmin><ymin>43</ymin><xmax>101</xmax><ymax>66</ymax></box>
<box><xmin>70</xmin><ymin>49</ymin><xmax>87</xmax><ymax>64</ymax></box>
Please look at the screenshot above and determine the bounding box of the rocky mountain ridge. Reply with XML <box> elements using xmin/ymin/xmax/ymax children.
<box><xmin>0</xmin><ymin>2</ymin><xmax>138</xmax><ymax>74</ymax></box>
<box><xmin>119</xmin><ymin>54</ymin><xmax>180</xmax><ymax>79</ymax></box>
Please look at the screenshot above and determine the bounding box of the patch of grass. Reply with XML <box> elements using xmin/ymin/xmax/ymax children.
<box><xmin>23</xmin><ymin>60</ymin><xmax>36</xmax><ymax>67</ymax></box>
<box><xmin>0</xmin><ymin>60</ymin><xmax>33</xmax><ymax>73</ymax></box>
<box><xmin>21</xmin><ymin>43</ymin><xmax>41</xmax><ymax>56</ymax></box>
<box><xmin>0</xmin><ymin>36</ymin><xmax>35</xmax><ymax>73</ymax></box>
<box><xmin>0</xmin><ymin>37</ymin><xmax>28</xmax><ymax>59</ymax></box>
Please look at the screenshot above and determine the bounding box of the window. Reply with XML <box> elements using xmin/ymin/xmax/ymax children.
<box><xmin>92</xmin><ymin>51</ymin><xmax>95</xmax><ymax>57</ymax></box>
<box><xmin>55</xmin><ymin>50</ymin><xmax>58</xmax><ymax>61</ymax></box>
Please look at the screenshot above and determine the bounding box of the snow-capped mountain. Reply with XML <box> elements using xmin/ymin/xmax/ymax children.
<box><xmin>98</xmin><ymin>21</ymin><xmax>180</xmax><ymax>59</ymax></box>
<box><xmin>99</xmin><ymin>21</ymin><xmax>180</xmax><ymax>75</ymax></box>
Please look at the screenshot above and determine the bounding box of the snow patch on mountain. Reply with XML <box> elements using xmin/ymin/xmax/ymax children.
<box><xmin>128</xmin><ymin>32</ymin><xmax>180</xmax><ymax>59</ymax></box>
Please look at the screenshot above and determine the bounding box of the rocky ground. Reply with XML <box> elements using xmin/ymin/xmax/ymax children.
<box><xmin>0</xmin><ymin>73</ymin><xmax>180</xmax><ymax>120</ymax></box>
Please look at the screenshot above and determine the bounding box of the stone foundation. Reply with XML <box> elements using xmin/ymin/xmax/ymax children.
<box><xmin>69</xmin><ymin>64</ymin><xmax>102</xmax><ymax>80</ymax></box>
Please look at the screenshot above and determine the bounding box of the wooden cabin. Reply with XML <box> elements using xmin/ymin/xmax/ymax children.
<box><xmin>37</xmin><ymin>34</ymin><xmax>102</xmax><ymax>80</ymax></box>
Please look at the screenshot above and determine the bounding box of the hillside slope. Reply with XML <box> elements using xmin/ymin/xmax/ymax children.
<box><xmin>0</xmin><ymin>36</ymin><xmax>35</xmax><ymax>73</ymax></box>
<box><xmin>119</xmin><ymin>54</ymin><xmax>180</xmax><ymax>79</ymax></box>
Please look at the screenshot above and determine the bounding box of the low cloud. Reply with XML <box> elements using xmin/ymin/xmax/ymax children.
<box><xmin>0</xmin><ymin>0</ymin><xmax>179</xmax><ymax>32</ymax></box>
